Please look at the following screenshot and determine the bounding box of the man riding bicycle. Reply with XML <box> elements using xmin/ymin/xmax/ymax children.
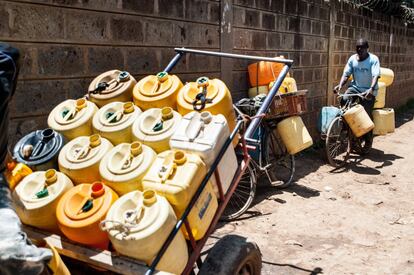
<box><xmin>333</xmin><ymin>38</ymin><xmax>380</xmax><ymax>152</ymax></box>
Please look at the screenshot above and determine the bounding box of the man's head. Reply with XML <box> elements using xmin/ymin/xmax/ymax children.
<box><xmin>356</xmin><ymin>38</ymin><xmax>369</xmax><ymax>60</ymax></box>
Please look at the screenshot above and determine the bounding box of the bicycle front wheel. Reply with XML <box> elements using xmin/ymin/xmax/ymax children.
<box><xmin>221</xmin><ymin>162</ymin><xmax>256</xmax><ymax>221</ymax></box>
<box><xmin>325</xmin><ymin>116</ymin><xmax>351</xmax><ymax>167</ymax></box>
<box><xmin>264</xmin><ymin>127</ymin><xmax>295</xmax><ymax>188</ymax></box>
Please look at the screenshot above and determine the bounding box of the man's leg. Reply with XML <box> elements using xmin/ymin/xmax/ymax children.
<box><xmin>361</xmin><ymin>96</ymin><xmax>375</xmax><ymax>147</ymax></box>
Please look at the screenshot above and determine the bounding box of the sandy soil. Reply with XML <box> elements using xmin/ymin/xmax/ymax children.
<box><xmin>209</xmin><ymin>110</ymin><xmax>414</xmax><ymax>274</ymax></box>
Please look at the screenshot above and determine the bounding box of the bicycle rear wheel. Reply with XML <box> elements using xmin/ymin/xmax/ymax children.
<box><xmin>221</xmin><ymin>162</ymin><xmax>256</xmax><ymax>221</ymax></box>
<box><xmin>264</xmin><ymin>126</ymin><xmax>295</xmax><ymax>188</ymax></box>
<box><xmin>325</xmin><ymin>116</ymin><xmax>351</xmax><ymax>167</ymax></box>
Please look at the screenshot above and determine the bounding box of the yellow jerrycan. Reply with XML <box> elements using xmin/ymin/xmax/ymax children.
<box><xmin>56</xmin><ymin>182</ymin><xmax>118</xmax><ymax>249</ymax></box>
<box><xmin>99</xmin><ymin>141</ymin><xmax>156</xmax><ymax>195</ymax></box>
<box><xmin>88</xmin><ymin>70</ymin><xmax>136</xmax><ymax>107</ymax></box>
<box><xmin>248</xmin><ymin>85</ymin><xmax>269</xmax><ymax>99</ymax></box>
<box><xmin>48</xmin><ymin>98</ymin><xmax>98</xmax><ymax>141</ymax></box>
<box><xmin>344</xmin><ymin>104</ymin><xmax>375</xmax><ymax>137</ymax></box>
<box><xmin>169</xmin><ymin>111</ymin><xmax>238</xmax><ymax>196</ymax></box>
<box><xmin>277</xmin><ymin>116</ymin><xmax>313</xmax><ymax>155</ymax></box>
<box><xmin>373</xmin><ymin>108</ymin><xmax>395</xmax><ymax>135</ymax></box>
<box><xmin>374</xmin><ymin>82</ymin><xmax>386</xmax><ymax>109</ymax></box>
<box><xmin>58</xmin><ymin>134</ymin><xmax>113</xmax><ymax>185</ymax></box>
<box><xmin>142</xmin><ymin>150</ymin><xmax>218</xmax><ymax>240</ymax></box>
<box><xmin>92</xmin><ymin>101</ymin><xmax>142</xmax><ymax>145</ymax></box>
<box><xmin>4</xmin><ymin>162</ymin><xmax>32</xmax><ymax>190</ymax></box>
<box><xmin>177</xmin><ymin>77</ymin><xmax>237</xmax><ymax>133</ymax></box>
<box><xmin>132</xmin><ymin>107</ymin><xmax>182</xmax><ymax>153</ymax></box>
<box><xmin>269</xmin><ymin>76</ymin><xmax>298</xmax><ymax>94</ymax></box>
<box><xmin>101</xmin><ymin>190</ymin><xmax>188</xmax><ymax>274</ymax></box>
<box><xmin>133</xmin><ymin>71</ymin><xmax>183</xmax><ymax>111</ymax></box>
<box><xmin>12</xmin><ymin>169</ymin><xmax>73</xmax><ymax>232</ymax></box>
<box><xmin>380</xmin><ymin>67</ymin><xmax>394</xmax><ymax>87</ymax></box>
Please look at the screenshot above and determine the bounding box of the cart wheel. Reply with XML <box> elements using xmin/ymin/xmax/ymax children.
<box><xmin>220</xmin><ymin>162</ymin><xmax>256</xmax><ymax>221</ymax></box>
<box><xmin>199</xmin><ymin>234</ymin><xmax>262</xmax><ymax>275</ymax></box>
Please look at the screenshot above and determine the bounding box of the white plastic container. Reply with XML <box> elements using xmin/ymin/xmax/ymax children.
<box><xmin>170</xmin><ymin>111</ymin><xmax>237</xmax><ymax>195</ymax></box>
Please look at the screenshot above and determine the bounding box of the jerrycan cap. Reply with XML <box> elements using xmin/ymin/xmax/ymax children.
<box><xmin>45</xmin><ymin>169</ymin><xmax>58</xmax><ymax>184</ymax></box>
<box><xmin>130</xmin><ymin>141</ymin><xmax>143</xmax><ymax>156</ymax></box>
<box><xmin>13</xmin><ymin>128</ymin><xmax>64</xmax><ymax>167</ymax></box>
<box><xmin>118</xmin><ymin>71</ymin><xmax>130</xmax><ymax>82</ymax></box>
<box><xmin>75</xmin><ymin>98</ymin><xmax>87</xmax><ymax>111</ymax></box>
<box><xmin>89</xmin><ymin>134</ymin><xmax>101</xmax><ymax>148</ymax></box>
<box><xmin>173</xmin><ymin>150</ymin><xmax>187</xmax><ymax>165</ymax></box>
<box><xmin>196</xmin><ymin>76</ymin><xmax>210</xmax><ymax>88</ymax></box>
<box><xmin>156</xmin><ymin>71</ymin><xmax>169</xmax><ymax>83</ymax></box>
<box><xmin>143</xmin><ymin>189</ymin><xmax>157</xmax><ymax>206</ymax></box>
<box><xmin>200</xmin><ymin>111</ymin><xmax>212</xmax><ymax>124</ymax></box>
<box><xmin>91</xmin><ymin>182</ymin><xmax>105</xmax><ymax>198</ymax></box>
<box><xmin>123</xmin><ymin>102</ymin><xmax>135</xmax><ymax>114</ymax></box>
<box><xmin>161</xmin><ymin>107</ymin><xmax>173</xmax><ymax>120</ymax></box>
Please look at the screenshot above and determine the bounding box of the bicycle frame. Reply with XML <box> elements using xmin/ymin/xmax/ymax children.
<box><xmin>146</xmin><ymin>48</ymin><xmax>293</xmax><ymax>275</ymax></box>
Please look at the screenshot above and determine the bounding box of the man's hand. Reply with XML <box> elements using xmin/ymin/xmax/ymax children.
<box><xmin>364</xmin><ymin>88</ymin><xmax>373</xmax><ymax>100</ymax></box>
<box><xmin>333</xmin><ymin>84</ymin><xmax>342</xmax><ymax>94</ymax></box>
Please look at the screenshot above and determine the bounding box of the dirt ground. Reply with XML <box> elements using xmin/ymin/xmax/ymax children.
<box><xmin>208</xmin><ymin>109</ymin><xmax>414</xmax><ymax>274</ymax></box>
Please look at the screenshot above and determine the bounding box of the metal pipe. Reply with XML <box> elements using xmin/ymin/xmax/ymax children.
<box><xmin>174</xmin><ymin>47</ymin><xmax>293</xmax><ymax>65</ymax></box>
<box><xmin>244</xmin><ymin>64</ymin><xmax>291</xmax><ymax>139</ymax></box>
<box><xmin>163</xmin><ymin>52</ymin><xmax>184</xmax><ymax>73</ymax></box>
<box><xmin>146</xmin><ymin>120</ymin><xmax>243</xmax><ymax>275</ymax></box>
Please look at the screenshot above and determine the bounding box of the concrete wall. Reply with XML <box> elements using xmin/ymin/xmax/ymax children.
<box><xmin>1</xmin><ymin>0</ymin><xmax>413</xmax><ymax>145</ymax></box>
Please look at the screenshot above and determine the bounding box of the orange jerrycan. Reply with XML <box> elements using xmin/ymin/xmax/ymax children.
<box><xmin>58</xmin><ymin>134</ymin><xmax>113</xmax><ymax>185</ymax></box>
<box><xmin>133</xmin><ymin>72</ymin><xmax>183</xmax><ymax>111</ymax></box>
<box><xmin>142</xmin><ymin>150</ymin><xmax>218</xmax><ymax>240</ymax></box>
<box><xmin>101</xmin><ymin>190</ymin><xmax>188</xmax><ymax>274</ymax></box>
<box><xmin>88</xmin><ymin>70</ymin><xmax>136</xmax><ymax>107</ymax></box>
<box><xmin>248</xmin><ymin>60</ymin><xmax>284</xmax><ymax>87</ymax></box>
<box><xmin>92</xmin><ymin>101</ymin><xmax>142</xmax><ymax>145</ymax></box>
<box><xmin>177</xmin><ymin>77</ymin><xmax>237</xmax><ymax>133</ymax></box>
<box><xmin>4</xmin><ymin>162</ymin><xmax>32</xmax><ymax>190</ymax></box>
<box><xmin>99</xmin><ymin>141</ymin><xmax>156</xmax><ymax>195</ymax></box>
<box><xmin>12</xmin><ymin>169</ymin><xmax>73</xmax><ymax>232</ymax></box>
<box><xmin>48</xmin><ymin>98</ymin><xmax>98</xmax><ymax>141</ymax></box>
<box><xmin>132</xmin><ymin>107</ymin><xmax>182</xmax><ymax>153</ymax></box>
<box><xmin>56</xmin><ymin>182</ymin><xmax>118</xmax><ymax>249</ymax></box>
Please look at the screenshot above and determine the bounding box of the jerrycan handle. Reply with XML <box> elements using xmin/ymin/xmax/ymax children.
<box><xmin>186</xmin><ymin>113</ymin><xmax>204</xmax><ymax>141</ymax></box>
<box><xmin>158</xmin><ymin>161</ymin><xmax>176</xmax><ymax>183</ymax></box>
<box><xmin>72</xmin><ymin>135</ymin><xmax>101</xmax><ymax>160</ymax></box>
<box><xmin>116</xmin><ymin>142</ymin><xmax>142</xmax><ymax>171</ymax></box>
<box><xmin>193</xmin><ymin>77</ymin><xmax>213</xmax><ymax>111</ymax></box>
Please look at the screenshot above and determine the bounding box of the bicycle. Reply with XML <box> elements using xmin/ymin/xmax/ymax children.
<box><xmin>325</xmin><ymin>90</ymin><xmax>374</xmax><ymax>168</ymax></box>
<box><xmin>221</xmin><ymin>97</ymin><xmax>295</xmax><ymax>220</ymax></box>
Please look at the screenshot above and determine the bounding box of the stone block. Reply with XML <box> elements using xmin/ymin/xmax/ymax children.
<box><xmin>293</xmin><ymin>34</ymin><xmax>304</xmax><ymax>49</ymax></box>
<box><xmin>301</xmin><ymin>53</ymin><xmax>311</xmax><ymax>67</ymax></box>
<box><xmin>233</xmin><ymin>7</ymin><xmax>245</xmax><ymax>27</ymax></box>
<box><xmin>321</xmin><ymin>22</ymin><xmax>330</xmax><ymax>36</ymax></box>
<box><xmin>66</xmin><ymin>12</ymin><xmax>109</xmax><ymax>42</ymax></box>
<box><xmin>252</xmin><ymin>31</ymin><xmax>267</xmax><ymax>50</ymax></box>
<box><xmin>145</xmin><ymin>19</ymin><xmax>173</xmax><ymax>45</ymax></box>
<box><xmin>87</xmin><ymin>47</ymin><xmax>124</xmax><ymax>74</ymax></box>
<box><xmin>209</xmin><ymin>2</ymin><xmax>220</xmax><ymax>23</ymax></box>
<box><xmin>245</xmin><ymin>9</ymin><xmax>260</xmax><ymax>28</ymax></box>
<box><xmin>267</xmin><ymin>33</ymin><xmax>281</xmax><ymax>49</ymax></box>
<box><xmin>159</xmin><ymin>0</ymin><xmax>184</xmax><ymax>18</ymax></box>
<box><xmin>8</xmin><ymin>4</ymin><xmax>64</xmax><ymax>40</ymax></box>
<box><xmin>298</xmin><ymin>1</ymin><xmax>308</xmax><ymax>17</ymax></box>
<box><xmin>311</xmin><ymin>53</ymin><xmax>320</xmax><ymax>66</ymax></box>
<box><xmin>10</xmin><ymin>43</ymin><xmax>35</xmax><ymax>78</ymax></box>
<box><xmin>185</xmin><ymin>0</ymin><xmax>209</xmax><ymax>22</ymax></box>
<box><xmin>111</xmin><ymin>17</ymin><xmax>144</xmax><ymax>42</ymax></box>
<box><xmin>320</xmin><ymin>7</ymin><xmax>329</xmax><ymax>21</ymax></box>
<box><xmin>277</xmin><ymin>16</ymin><xmax>288</xmax><ymax>31</ymax></box>
<box><xmin>311</xmin><ymin>21</ymin><xmax>321</xmax><ymax>35</ymax></box>
<box><xmin>233</xmin><ymin>28</ymin><xmax>252</xmax><ymax>49</ymax></box>
<box><xmin>11</xmin><ymin>80</ymin><xmax>67</xmax><ymax>117</ymax></box>
<box><xmin>0</xmin><ymin>2</ymin><xmax>10</xmax><ymax>37</ymax></box>
<box><xmin>122</xmin><ymin>0</ymin><xmax>154</xmax><ymax>14</ymax></box>
<box><xmin>285</xmin><ymin>0</ymin><xmax>297</xmax><ymax>14</ymax></box>
<box><xmin>288</xmin><ymin>16</ymin><xmax>300</xmax><ymax>32</ymax></box>
<box><xmin>66</xmin><ymin>78</ymin><xmax>93</xmax><ymax>100</ymax></box>
<box><xmin>304</xmin><ymin>69</ymin><xmax>313</xmax><ymax>82</ymax></box>
<box><xmin>124</xmin><ymin>47</ymin><xmax>160</xmax><ymax>75</ymax></box>
<box><xmin>280</xmin><ymin>33</ymin><xmax>294</xmax><ymax>50</ymax></box>
<box><xmin>232</xmin><ymin>71</ymin><xmax>248</xmax><ymax>92</ymax></box>
<box><xmin>270</xmin><ymin>0</ymin><xmax>284</xmax><ymax>12</ymax></box>
<box><xmin>37</xmin><ymin>45</ymin><xmax>85</xmax><ymax>77</ymax></box>
<box><xmin>262</xmin><ymin>13</ymin><xmax>275</xmax><ymax>30</ymax></box>
<box><xmin>300</xmin><ymin>19</ymin><xmax>311</xmax><ymax>34</ymax></box>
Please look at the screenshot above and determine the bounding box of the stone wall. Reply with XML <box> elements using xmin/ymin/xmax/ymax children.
<box><xmin>1</xmin><ymin>0</ymin><xmax>413</xmax><ymax>145</ymax></box>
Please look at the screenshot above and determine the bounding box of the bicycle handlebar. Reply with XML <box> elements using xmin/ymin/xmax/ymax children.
<box><xmin>336</xmin><ymin>90</ymin><xmax>370</xmax><ymax>99</ymax></box>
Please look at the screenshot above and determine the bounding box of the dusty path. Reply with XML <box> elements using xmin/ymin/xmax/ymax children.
<box><xmin>211</xmin><ymin>110</ymin><xmax>414</xmax><ymax>274</ymax></box>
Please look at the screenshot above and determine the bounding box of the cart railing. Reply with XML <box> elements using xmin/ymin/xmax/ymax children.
<box><xmin>146</xmin><ymin>48</ymin><xmax>294</xmax><ymax>275</ymax></box>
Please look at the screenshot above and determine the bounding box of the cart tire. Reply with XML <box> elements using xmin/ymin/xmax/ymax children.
<box><xmin>199</xmin><ymin>235</ymin><xmax>262</xmax><ymax>275</ymax></box>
